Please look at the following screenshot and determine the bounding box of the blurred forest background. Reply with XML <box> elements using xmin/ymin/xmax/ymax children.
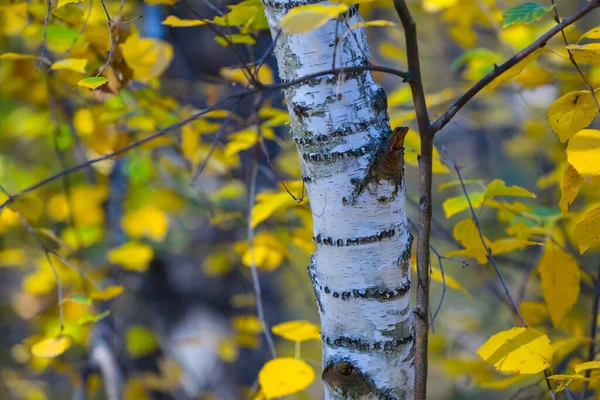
<box><xmin>0</xmin><ymin>0</ymin><xmax>599</xmax><ymax>399</ymax></box>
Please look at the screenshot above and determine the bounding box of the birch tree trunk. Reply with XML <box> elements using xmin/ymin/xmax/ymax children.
<box><xmin>263</xmin><ymin>2</ymin><xmax>415</xmax><ymax>399</ymax></box>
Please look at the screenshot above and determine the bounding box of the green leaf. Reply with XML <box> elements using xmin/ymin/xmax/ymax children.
<box><xmin>502</xmin><ymin>2</ymin><xmax>554</xmax><ymax>28</ymax></box>
<box><xmin>78</xmin><ymin>77</ymin><xmax>108</xmax><ymax>89</ymax></box>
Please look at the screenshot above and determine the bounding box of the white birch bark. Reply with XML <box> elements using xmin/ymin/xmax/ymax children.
<box><xmin>262</xmin><ymin>1</ymin><xmax>415</xmax><ymax>399</ymax></box>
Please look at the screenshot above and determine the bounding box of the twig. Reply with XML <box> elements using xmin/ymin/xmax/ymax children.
<box><xmin>582</xmin><ymin>261</ymin><xmax>600</xmax><ymax>397</ymax></box>
<box><xmin>38</xmin><ymin>0</ymin><xmax>51</xmax><ymax>71</ymax></box>
<box><xmin>392</xmin><ymin>1</ymin><xmax>432</xmax><ymax>398</ymax></box>
<box><xmin>549</xmin><ymin>0</ymin><xmax>600</xmax><ymax>112</ymax></box>
<box><xmin>431</xmin><ymin>0</ymin><xmax>600</xmax><ymax>134</ymax></box>
<box><xmin>247</xmin><ymin>143</ymin><xmax>277</xmax><ymax>359</ymax></box>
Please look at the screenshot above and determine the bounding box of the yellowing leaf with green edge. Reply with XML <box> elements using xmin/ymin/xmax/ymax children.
<box><xmin>438</xmin><ymin>179</ymin><xmax>484</xmax><ymax>192</ymax></box>
<box><xmin>280</xmin><ymin>4</ymin><xmax>349</xmax><ymax>34</ymax></box>
<box><xmin>442</xmin><ymin>192</ymin><xmax>484</xmax><ymax>218</ymax></box>
<box><xmin>560</xmin><ymin>163</ymin><xmax>584</xmax><ymax>212</ymax></box>
<box><xmin>567</xmin><ymin>129</ymin><xmax>600</xmax><ymax>177</ymax></box>
<box><xmin>574</xmin><ymin>361</ymin><xmax>600</xmax><ymax>375</ymax></box>
<box><xmin>483</xmin><ymin>180</ymin><xmax>536</xmax><ymax>202</ymax></box>
<box><xmin>271</xmin><ymin>320</ymin><xmax>321</xmax><ymax>342</ymax></box>
<box><xmin>490</xmin><ymin>238</ymin><xmax>539</xmax><ymax>255</ymax></box>
<box><xmin>78</xmin><ymin>77</ymin><xmax>108</xmax><ymax>89</ymax></box>
<box><xmin>108</xmin><ymin>241</ymin><xmax>154</xmax><ymax>272</ymax></box>
<box><xmin>77</xmin><ymin>310</ymin><xmax>111</xmax><ymax>326</ymax></box>
<box><xmin>161</xmin><ymin>15</ymin><xmax>206</xmax><ymax>27</ymax></box>
<box><xmin>65</xmin><ymin>295</ymin><xmax>92</xmax><ymax>305</ymax></box>
<box><xmin>579</xmin><ymin>27</ymin><xmax>600</xmax><ymax>43</ymax></box>
<box><xmin>252</xmin><ymin>191</ymin><xmax>298</xmax><ymax>228</ymax></box>
<box><xmin>422</xmin><ymin>0</ymin><xmax>459</xmax><ymax>13</ymax></box>
<box><xmin>476</xmin><ymin>327</ymin><xmax>552</xmax><ymax>374</ymax></box>
<box><xmin>90</xmin><ymin>285</ymin><xmax>125</xmax><ymax>301</ymax></box>
<box><xmin>120</xmin><ymin>37</ymin><xmax>173</xmax><ymax>82</ymax></box>
<box><xmin>231</xmin><ymin>315</ymin><xmax>263</xmax><ymax>334</ymax></box>
<box><xmin>258</xmin><ymin>358</ymin><xmax>315</xmax><ymax>399</ymax></box>
<box><xmin>548</xmin><ymin>90</ymin><xmax>598</xmax><ymax>142</ymax></box>
<box><xmin>215</xmin><ymin>34</ymin><xmax>257</xmax><ymax>46</ymax></box>
<box><xmin>31</xmin><ymin>335</ymin><xmax>73</xmax><ymax>358</ymax></box>
<box><xmin>56</xmin><ymin>0</ymin><xmax>84</xmax><ymax>8</ymax></box>
<box><xmin>122</xmin><ymin>206</ymin><xmax>168</xmax><ymax>241</ymax></box>
<box><xmin>538</xmin><ymin>242</ymin><xmax>580</xmax><ymax>326</ymax></box>
<box><xmin>126</xmin><ymin>326</ymin><xmax>158</xmax><ymax>357</ymax></box>
<box><xmin>51</xmin><ymin>58</ymin><xmax>87</xmax><ymax>73</ymax></box>
<box><xmin>403</xmin><ymin>129</ymin><xmax>449</xmax><ymax>174</ymax></box>
<box><xmin>502</xmin><ymin>3</ymin><xmax>554</xmax><ymax>28</ymax></box>
<box><xmin>566</xmin><ymin>44</ymin><xmax>600</xmax><ymax>66</ymax></box>
<box><xmin>0</xmin><ymin>53</ymin><xmax>37</xmax><ymax>61</ymax></box>
<box><xmin>445</xmin><ymin>218</ymin><xmax>490</xmax><ymax>264</ymax></box>
<box><xmin>349</xmin><ymin>20</ymin><xmax>396</xmax><ymax>30</ymax></box>
<box><xmin>488</xmin><ymin>48</ymin><xmax>545</xmax><ymax>89</ymax></box>
<box><xmin>519</xmin><ymin>301</ymin><xmax>548</xmax><ymax>327</ymax></box>
<box><xmin>575</xmin><ymin>203</ymin><xmax>600</xmax><ymax>253</ymax></box>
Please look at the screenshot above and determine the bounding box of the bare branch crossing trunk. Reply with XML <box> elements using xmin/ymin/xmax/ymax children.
<box><xmin>263</xmin><ymin>1</ymin><xmax>415</xmax><ymax>398</ymax></box>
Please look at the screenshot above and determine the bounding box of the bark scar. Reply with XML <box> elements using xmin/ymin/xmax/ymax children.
<box><xmin>346</xmin><ymin>126</ymin><xmax>408</xmax><ymax>205</ymax></box>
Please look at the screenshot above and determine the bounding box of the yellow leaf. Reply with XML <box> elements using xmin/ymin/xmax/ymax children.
<box><xmin>203</xmin><ymin>252</ymin><xmax>232</xmax><ymax>277</ymax></box>
<box><xmin>349</xmin><ymin>20</ymin><xmax>396</xmax><ymax>29</ymax></box>
<box><xmin>483</xmin><ymin>180</ymin><xmax>536</xmax><ymax>202</ymax></box>
<box><xmin>51</xmin><ymin>58</ymin><xmax>88</xmax><ymax>73</ymax></box>
<box><xmin>575</xmin><ymin>202</ymin><xmax>600</xmax><ymax>253</ymax></box>
<box><xmin>560</xmin><ymin>163</ymin><xmax>584</xmax><ymax>212</ymax></box>
<box><xmin>10</xmin><ymin>195</ymin><xmax>44</xmax><ymax>222</ymax></box>
<box><xmin>280</xmin><ymin>4</ymin><xmax>349</xmax><ymax>34</ymax></box>
<box><xmin>31</xmin><ymin>336</ymin><xmax>72</xmax><ymax>358</ymax></box>
<box><xmin>547</xmin><ymin>374</ymin><xmax>593</xmax><ymax>382</ymax></box>
<box><xmin>145</xmin><ymin>0</ymin><xmax>178</xmax><ymax>4</ymax></box>
<box><xmin>574</xmin><ymin>361</ymin><xmax>600</xmax><ymax>374</ymax></box>
<box><xmin>566</xmin><ymin>44</ymin><xmax>600</xmax><ymax>66</ymax></box>
<box><xmin>122</xmin><ymin>206</ymin><xmax>169</xmax><ymax>241</ymax></box>
<box><xmin>108</xmin><ymin>241</ymin><xmax>154</xmax><ymax>272</ymax></box>
<box><xmin>442</xmin><ymin>192</ymin><xmax>484</xmax><ymax>218</ymax></box>
<box><xmin>490</xmin><ymin>238</ymin><xmax>538</xmax><ymax>255</ymax></box>
<box><xmin>120</xmin><ymin>37</ymin><xmax>173</xmax><ymax>82</ymax></box>
<box><xmin>73</xmin><ymin>109</ymin><xmax>95</xmax><ymax>136</ymax></box>
<box><xmin>0</xmin><ymin>248</ymin><xmax>26</xmax><ymax>267</ymax></box>
<box><xmin>519</xmin><ymin>301</ymin><xmax>548</xmax><ymax>327</ymax></box>
<box><xmin>291</xmin><ymin>228</ymin><xmax>316</xmax><ymax>254</ymax></box>
<box><xmin>446</xmin><ymin>218</ymin><xmax>490</xmax><ymax>264</ymax></box>
<box><xmin>78</xmin><ymin>77</ymin><xmax>108</xmax><ymax>89</ymax></box>
<box><xmin>220</xmin><ymin>65</ymin><xmax>274</xmax><ymax>86</ymax></box>
<box><xmin>579</xmin><ymin>27</ymin><xmax>600</xmax><ymax>42</ymax></box>
<box><xmin>567</xmin><ymin>129</ymin><xmax>600</xmax><ymax>177</ymax></box>
<box><xmin>0</xmin><ymin>52</ymin><xmax>37</xmax><ymax>61</ymax></box>
<box><xmin>218</xmin><ymin>337</ymin><xmax>239</xmax><ymax>362</ymax></box>
<box><xmin>548</xmin><ymin>90</ymin><xmax>598</xmax><ymax>142</ymax></box>
<box><xmin>90</xmin><ymin>285</ymin><xmax>125</xmax><ymax>301</ymax></box>
<box><xmin>478</xmin><ymin>374</ymin><xmax>530</xmax><ymax>390</ymax></box>
<box><xmin>423</xmin><ymin>0</ymin><xmax>459</xmax><ymax>13</ymax></box>
<box><xmin>476</xmin><ymin>327</ymin><xmax>553</xmax><ymax>374</ymax></box>
<box><xmin>252</xmin><ymin>191</ymin><xmax>297</xmax><ymax>228</ymax></box>
<box><xmin>161</xmin><ymin>15</ymin><xmax>207</xmax><ymax>27</ymax></box>
<box><xmin>126</xmin><ymin>326</ymin><xmax>158</xmax><ymax>357</ymax></box>
<box><xmin>538</xmin><ymin>242</ymin><xmax>580</xmax><ymax>326</ymax></box>
<box><xmin>258</xmin><ymin>358</ymin><xmax>315</xmax><ymax>399</ymax></box>
<box><xmin>231</xmin><ymin>315</ymin><xmax>263</xmax><ymax>334</ymax></box>
<box><xmin>271</xmin><ymin>320</ymin><xmax>321</xmax><ymax>342</ymax></box>
<box><xmin>488</xmin><ymin>48</ymin><xmax>545</xmax><ymax>89</ymax></box>
<box><xmin>77</xmin><ymin>310</ymin><xmax>111</xmax><ymax>326</ymax></box>
<box><xmin>56</xmin><ymin>0</ymin><xmax>84</xmax><ymax>8</ymax></box>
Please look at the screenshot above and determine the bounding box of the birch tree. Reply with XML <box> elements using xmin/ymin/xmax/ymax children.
<box><xmin>262</xmin><ymin>2</ymin><xmax>415</xmax><ymax>399</ymax></box>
